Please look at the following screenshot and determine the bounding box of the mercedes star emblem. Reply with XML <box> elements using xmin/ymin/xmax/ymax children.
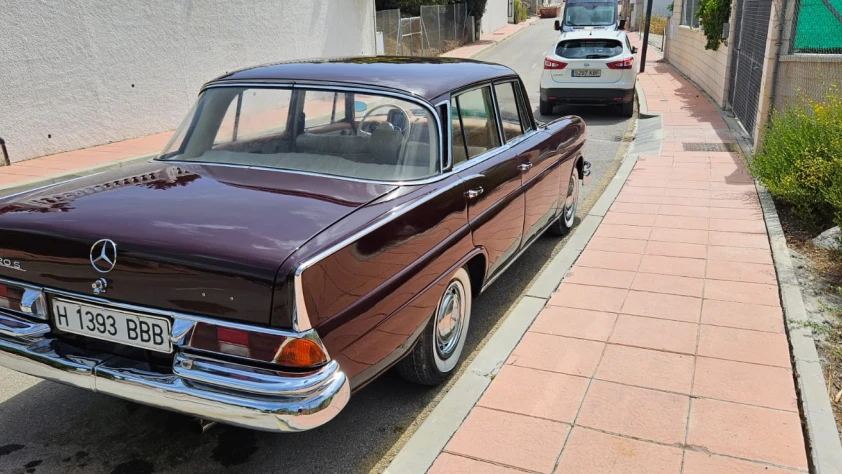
<box><xmin>90</xmin><ymin>239</ymin><xmax>118</xmax><ymax>273</ymax></box>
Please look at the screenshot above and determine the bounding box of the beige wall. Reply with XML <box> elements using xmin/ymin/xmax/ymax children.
<box><xmin>663</xmin><ymin>0</ymin><xmax>735</xmax><ymax>108</ymax></box>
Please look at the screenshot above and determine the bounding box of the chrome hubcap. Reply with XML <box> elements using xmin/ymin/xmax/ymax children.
<box><xmin>564</xmin><ymin>174</ymin><xmax>578</xmax><ymax>224</ymax></box>
<box><xmin>435</xmin><ymin>281</ymin><xmax>465</xmax><ymax>359</ymax></box>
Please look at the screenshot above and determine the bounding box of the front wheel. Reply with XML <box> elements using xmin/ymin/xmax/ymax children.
<box><xmin>398</xmin><ymin>267</ymin><xmax>472</xmax><ymax>386</ymax></box>
<box><xmin>547</xmin><ymin>167</ymin><xmax>580</xmax><ymax>236</ymax></box>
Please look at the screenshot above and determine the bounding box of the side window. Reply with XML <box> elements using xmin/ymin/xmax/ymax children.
<box><xmin>493</xmin><ymin>82</ymin><xmax>524</xmax><ymax>143</ymax></box>
<box><xmin>450</xmin><ymin>98</ymin><xmax>468</xmax><ymax>166</ymax></box>
<box><xmin>303</xmin><ymin>91</ymin><xmax>347</xmax><ymax>130</ymax></box>
<box><xmin>451</xmin><ymin>86</ymin><xmax>501</xmax><ymax>163</ymax></box>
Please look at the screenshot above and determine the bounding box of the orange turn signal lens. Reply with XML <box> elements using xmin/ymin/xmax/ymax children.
<box><xmin>275</xmin><ymin>338</ymin><xmax>327</xmax><ymax>368</ymax></box>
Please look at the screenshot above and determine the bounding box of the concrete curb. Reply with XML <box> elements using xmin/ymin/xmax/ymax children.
<box><xmin>0</xmin><ymin>153</ymin><xmax>155</xmax><ymax>197</ymax></box>
<box><xmin>756</xmin><ymin>185</ymin><xmax>842</xmax><ymax>474</ymax></box>
<box><xmin>469</xmin><ymin>17</ymin><xmax>540</xmax><ymax>60</ymax></box>
<box><xmin>635</xmin><ymin>80</ymin><xmax>650</xmax><ymax>116</ymax></box>
<box><xmin>385</xmin><ymin>113</ymin><xmax>658</xmax><ymax>474</ymax></box>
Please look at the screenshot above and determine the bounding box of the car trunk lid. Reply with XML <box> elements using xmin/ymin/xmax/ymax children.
<box><xmin>549</xmin><ymin>37</ymin><xmax>628</xmax><ymax>84</ymax></box>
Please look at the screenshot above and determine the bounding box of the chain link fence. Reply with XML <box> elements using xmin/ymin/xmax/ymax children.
<box><xmin>772</xmin><ymin>0</ymin><xmax>842</xmax><ymax>112</ymax></box>
<box><xmin>376</xmin><ymin>3</ymin><xmax>473</xmax><ymax>56</ymax></box>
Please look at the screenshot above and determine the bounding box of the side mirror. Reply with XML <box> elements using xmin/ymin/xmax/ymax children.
<box><xmin>619</xmin><ymin>19</ymin><xmax>627</xmax><ymax>30</ymax></box>
<box><xmin>631</xmin><ymin>46</ymin><xmax>638</xmax><ymax>54</ymax></box>
<box><xmin>354</xmin><ymin>101</ymin><xmax>367</xmax><ymax>113</ymax></box>
<box><xmin>554</xmin><ymin>20</ymin><xmax>561</xmax><ymax>31</ymax></box>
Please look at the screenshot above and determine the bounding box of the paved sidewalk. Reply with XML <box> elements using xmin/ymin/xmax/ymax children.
<box><xmin>0</xmin><ymin>18</ymin><xmax>538</xmax><ymax>195</ymax></box>
<box><xmin>421</xmin><ymin>40</ymin><xmax>808</xmax><ymax>474</ymax></box>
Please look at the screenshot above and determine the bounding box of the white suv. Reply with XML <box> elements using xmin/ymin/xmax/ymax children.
<box><xmin>540</xmin><ymin>30</ymin><xmax>638</xmax><ymax>117</ymax></box>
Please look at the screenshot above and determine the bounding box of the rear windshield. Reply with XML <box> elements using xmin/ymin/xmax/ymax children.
<box><xmin>563</xmin><ymin>3</ymin><xmax>616</xmax><ymax>26</ymax></box>
<box><xmin>556</xmin><ymin>39</ymin><xmax>623</xmax><ymax>59</ymax></box>
<box><xmin>158</xmin><ymin>87</ymin><xmax>439</xmax><ymax>182</ymax></box>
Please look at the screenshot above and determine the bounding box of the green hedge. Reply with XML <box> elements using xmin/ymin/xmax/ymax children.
<box><xmin>750</xmin><ymin>86</ymin><xmax>842</xmax><ymax>228</ymax></box>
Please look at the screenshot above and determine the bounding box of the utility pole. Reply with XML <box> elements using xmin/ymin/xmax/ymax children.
<box><xmin>639</xmin><ymin>0</ymin><xmax>654</xmax><ymax>73</ymax></box>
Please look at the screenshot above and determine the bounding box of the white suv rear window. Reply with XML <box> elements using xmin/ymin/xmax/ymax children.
<box><xmin>556</xmin><ymin>39</ymin><xmax>623</xmax><ymax>59</ymax></box>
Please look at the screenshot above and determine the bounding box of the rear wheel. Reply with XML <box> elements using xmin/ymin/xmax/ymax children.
<box><xmin>547</xmin><ymin>167</ymin><xmax>580</xmax><ymax>236</ymax></box>
<box><xmin>620</xmin><ymin>100</ymin><xmax>634</xmax><ymax>117</ymax></box>
<box><xmin>539</xmin><ymin>100</ymin><xmax>554</xmax><ymax>116</ymax></box>
<box><xmin>398</xmin><ymin>267</ymin><xmax>472</xmax><ymax>386</ymax></box>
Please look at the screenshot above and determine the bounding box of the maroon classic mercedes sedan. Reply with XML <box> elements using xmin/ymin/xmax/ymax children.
<box><xmin>0</xmin><ymin>57</ymin><xmax>589</xmax><ymax>432</ymax></box>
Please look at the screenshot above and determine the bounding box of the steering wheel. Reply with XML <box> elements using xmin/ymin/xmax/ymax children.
<box><xmin>358</xmin><ymin>104</ymin><xmax>413</xmax><ymax>147</ymax></box>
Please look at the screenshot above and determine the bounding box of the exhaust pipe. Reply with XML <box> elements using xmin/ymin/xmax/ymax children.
<box><xmin>191</xmin><ymin>418</ymin><xmax>217</xmax><ymax>434</ymax></box>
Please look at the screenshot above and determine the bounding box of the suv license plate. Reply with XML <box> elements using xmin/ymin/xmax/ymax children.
<box><xmin>572</xmin><ymin>69</ymin><xmax>601</xmax><ymax>77</ymax></box>
<box><xmin>52</xmin><ymin>298</ymin><xmax>172</xmax><ymax>353</ymax></box>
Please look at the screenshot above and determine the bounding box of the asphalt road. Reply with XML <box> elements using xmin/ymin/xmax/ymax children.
<box><xmin>0</xmin><ymin>18</ymin><xmax>633</xmax><ymax>474</ymax></box>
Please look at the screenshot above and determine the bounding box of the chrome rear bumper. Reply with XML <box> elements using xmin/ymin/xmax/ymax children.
<box><xmin>0</xmin><ymin>312</ymin><xmax>350</xmax><ymax>432</ymax></box>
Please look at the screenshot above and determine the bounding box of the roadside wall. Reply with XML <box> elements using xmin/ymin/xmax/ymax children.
<box><xmin>482</xmin><ymin>0</ymin><xmax>510</xmax><ymax>35</ymax></box>
<box><xmin>0</xmin><ymin>0</ymin><xmax>376</xmax><ymax>163</ymax></box>
<box><xmin>663</xmin><ymin>0</ymin><xmax>736</xmax><ymax>108</ymax></box>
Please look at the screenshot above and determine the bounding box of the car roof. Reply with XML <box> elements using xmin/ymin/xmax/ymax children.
<box><xmin>556</xmin><ymin>30</ymin><xmax>628</xmax><ymax>41</ymax></box>
<box><xmin>206</xmin><ymin>57</ymin><xmax>518</xmax><ymax>103</ymax></box>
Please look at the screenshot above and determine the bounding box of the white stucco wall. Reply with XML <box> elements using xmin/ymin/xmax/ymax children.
<box><xmin>481</xmin><ymin>0</ymin><xmax>510</xmax><ymax>36</ymax></box>
<box><xmin>0</xmin><ymin>0</ymin><xmax>376</xmax><ymax>163</ymax></box>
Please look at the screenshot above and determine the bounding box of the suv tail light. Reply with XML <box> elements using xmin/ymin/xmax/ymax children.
<box><xmin>544</xmin><ymin>58</ymin><xmax>568</xmax><ymax>70</ymax></box>
<box><xmin>189</xmin><ymin>322</ymin><xmax>327</xmax><ymax>368</ymax></box>
<box><xmin>607</xmin><ymin>57</ymin><xmax>634</xmax><ymax>69</ymax></box>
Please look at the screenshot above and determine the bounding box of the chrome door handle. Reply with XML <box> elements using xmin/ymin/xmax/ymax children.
<box><xmin>464</xmin><ymin>187</ymin><xmax>484</xmax><ymax>199</ymax></box>
<box><xmin>518</xmin><ymin>162</ymin><xmax>533</xmax><ymax>171</ymax></box>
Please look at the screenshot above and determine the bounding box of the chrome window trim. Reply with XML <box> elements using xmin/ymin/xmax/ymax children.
<box><xmin>292</xmin><ymin>178</ymin><xmax>465</xmax><ymax>332</ymax></box>
<box><xmin>163</xmin><ymin>82</ymin><xmax>445</xmax><ymax>184</ymax></box>
<box><xmin>487</xmin><ymin>83</ymin><xmax>506</xmax><ymax>148</ymax></box>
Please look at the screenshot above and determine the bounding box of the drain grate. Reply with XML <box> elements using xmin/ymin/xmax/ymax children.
<box><xmin>683</xmin><ymin>142</ymin><xmax>735</xmax><ymax>152</ymax></box>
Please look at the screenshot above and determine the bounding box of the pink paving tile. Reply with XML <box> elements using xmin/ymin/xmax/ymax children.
<box><xmin>654</xmin><ymin>214</ymin><xmax>709</xmax><ymax>230</ymax></box>
<box><xmin>549</xmin><ymin>283</ymin><xmax>628</xmax><ymax>313</ymax></box>
<box><xmin>687</xmin><ymin>398</ymin><xmax>807</xmax><ymax>469</ymax></box>
<box><xmin>682</xmin><ymin>451</ymin><xmax>796</xmax><ymax>474</ymax></box>
<box><xmin>707</xmin><ymin>245</ymin><xmax>773</xmax><ymax>264</ymax></box>
<box><xmin>510</xmin><ymin>332</ymin><xmax>605</xmax><ymax>377</ymax></box>
<box><xmin>666</xmin><ymin>180</ymin><xmax>710</xmax><ymax>190</ymax></box>
<box><xmin>664</xmin><ymin>188</ymin><xmax>710</xmax><ymax>199</ymax></box>
<box><xmin>701</xmin><ymin>299</ymin><xmax>784</xmax><ymax>333</ymax></box>
<box><xmin>709</xmin><ymin>197</ymin><xmax>761</xmax><ymax>209</ymax></box>
<box><xmin>564</xmin><ymin>266</ymin><xmax>635</xmax><ymax>289</ymax></box>
<box><xmin>622</xmin><ymin>186</ymin><xmax>667</xmax><ymax>196</ymax></box>
<box><xmin>586</xmin><ymin>236</ymin><xmax>648</xmax><ymax>254</ymax></box>
<box><xmin>429</xmin><ymin>453</ymin><xmax>523</xmax><ymax>474</ymax></box>
<box><xmin>709</xmin><ymin>206</ymin><xmax>763</xmax><ymax>221</ymax></box>
<box><xmin>706</xmin><ymin>260</ymin><xmax>777</xmax><ymax>284</ymax></box>
<box><xmin>649</xmin><ymin>227</ymin><xmax>709</xmax><ymax>245</ymax></box>
<box><xmin>445</xmin><ymin>407</ymin><xmax>570</xmax><ymax>473</ymax></box>
<box><xmin>609</xmin><ymin>314</ymin><xmax>698</xmax><ymax>354</ymax></box>
<box><xmin>554</xmin><ymin>427</ymin><xmax>683</xmax><ymax>474</ymax></box>
<box><xmin>631</xmin><ymin>273</ymin><xmax>704</xmax><ymax>297</ymax></box>
<box><xmin>596</xmin><ymin>344</ymin><xmax>695</xmax><ymax>393</ymax></box>
<box><xmin>530</xmin><ymin>306</ymin><xmax>617</xmax><ymax>341</ymax></box>
<box><xmin>478</xmin><ymin>365</ymin><xmax>589</xmax><ymax>423</ymax></box>
<box><xmin>708</xmin><ymin>231</ymin><xmax>770</xmax><ymax>249</ymax></box>
<box><xmin>709</xmin><ymin>218</ymin><xmax>767</xmax><ymax>234</ymax></box>
<box><xmin>602</xmin><ymin>211</ymin><xmax>657</xmax><ymax>227</ymax></box>
<box><xmin>575</xmin><ymin>380</ymin><xmax>689</xmax><ymax>444</ymax></box>
<box><xmin>704</xmin><ymin>279</ymin><xmax>780</xmax><ymax>306</ymax></box>
<box><xmin>621</xmin><ymin>290</ymin><xmax>702</xmax><ymax>322</ymax></box>
<box><xmin>645</xmin><ymin>240</ymin><xmax>707</xmax><ymax>259</ymax></box>
<box><xmin>657</xmin><ymin>204</ymin><xmax>710</xmax><ymax>218</ymax></box>
<box><xmin>575</xmin><ymin>249</ymin><xmax>643</xmax><ymax>272</ymax></box>
<box><xmin>693</xmin><ymin>357</ymin><xmax>797</xmax><ymax>411</ymax></box>
<box><xmin>638</xmin><ymin>254</ymin><xmax>707</xmax><ymax>278</ymax></box>
<box><xmin>697</xmin><ymin>325</ymin><xmax>791</xmax><ymax>367</ymax></box>
<box><xmin>610</xmin><ymin>201</ymin><xmax>661</xmax><ymax>214</ymax></box>
<box><xmin>614</xmin><ymin>192</ymin><xmax>665</xmax><ymax>204</ymax></box>
<box><xmin>593</xmin><ymin>223</ymin><xmax>653</xmax><ymax>240</ymax></box>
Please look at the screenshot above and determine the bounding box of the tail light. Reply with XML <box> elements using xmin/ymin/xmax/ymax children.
<box><xmin>544</xmin><ymin>58</ymin><xmax>568</xmax><ymax>70</ymax></box>
<box><xmin>0</xmin><ymin>281</ymin><xmax>46</xmax><ymax>320</ymax></box>
<box><xmin>188</xmin><ymin>322</ymin><xmax>327</xmax><ymax>368</ymax></box>
<box><xmin>607</xmin><ymin>57</ymin><xmax>634</xmax><ymax>69</ymax></box>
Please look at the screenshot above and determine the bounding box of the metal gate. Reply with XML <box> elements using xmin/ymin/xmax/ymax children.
<box><xmin>728</xmin><ymin>0</ymin><xmax>774</xmax><ymax>136</ymax></box>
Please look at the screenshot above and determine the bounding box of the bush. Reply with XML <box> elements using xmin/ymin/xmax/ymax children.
<box><xmin>751</xmin><ymin>86</ymin><xmax>842</xmax><ymax>227</ymax></box>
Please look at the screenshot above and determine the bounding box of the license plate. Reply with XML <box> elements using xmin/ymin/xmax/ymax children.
<box><xmin>572</xmin><ymin>69</ymin><xmax>601</xmax><ymax>77</ymax></box>
<box><xmin>52</xmin><ymin>298</ymin><xmax>172</xmax><ymax>353</ymax></box>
